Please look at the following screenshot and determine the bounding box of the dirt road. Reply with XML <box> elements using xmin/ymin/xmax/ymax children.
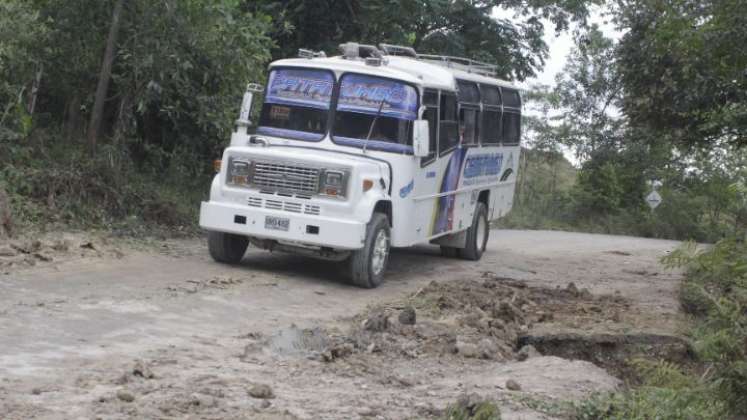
<box><xmin>0</xmin><ymin>230</ymin><xmax>685</xmax><ymax>419</ymax></box>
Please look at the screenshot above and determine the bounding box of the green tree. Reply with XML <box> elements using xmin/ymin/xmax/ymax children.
<box><xmin>246</xmin><ymin>0</ymin><xmax>601</xmax><ymax>81</ymax></box>
<box><xmin>0</xmin><ymin>0</ymin><xmax>50</xmax><ymax>138</ymax></box>
<box><xmin>614</xmin><ymin>0</ymin><xmax>747</xmax><ymax>149</ymax></box>
<box><xmin>553</xmin><ymin>26</ymin><xmax>623</xmax><ymax>160</ymax></box>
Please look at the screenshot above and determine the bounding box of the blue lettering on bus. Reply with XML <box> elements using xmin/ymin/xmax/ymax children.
<box><xmin>463</xmin><ymin>153</ymin><xmax>503</xmax><ymax>179</ymax></box>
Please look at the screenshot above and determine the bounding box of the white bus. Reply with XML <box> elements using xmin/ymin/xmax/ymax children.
<box><xmin>199</xmin><ymin>43</ymin><xmax>522</xmax><ymax>288</ymax></box>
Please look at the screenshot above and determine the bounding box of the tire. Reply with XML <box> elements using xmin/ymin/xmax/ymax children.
<box><xmin>440</xmin><ymin>246</ymin><xmax>459</xmax><ymax>258</ymax></box>
<box><xmin>459</xmin><ymin>202</ymin><xmax>489</xmax><ymax>261</ymax></box>
<box><xmin>207</xmin><ymin>231</ymin><xmax>249</xmax><ymax>264</ymax></box>
<box><xmin>348</xmin><ymin>213</ymin><xmax>391</xmax><ymax>288</ymax></box>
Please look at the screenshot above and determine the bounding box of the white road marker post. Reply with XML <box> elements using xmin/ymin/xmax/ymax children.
<box><xmin>646</xmin><ymin>180</ymin><xmax>663</xmax><ymax>211</ymax></box>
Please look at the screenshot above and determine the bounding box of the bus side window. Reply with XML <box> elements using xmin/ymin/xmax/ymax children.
<box><xmin>481</xmin><ymin>108</ymin><xmax>501</xmax><ymax>144</ymax></box>
<box><xmin>420</xmin><ymin>89</ymin><xmax>439</xmax><ymax>165</ymax></box>
<box><xmin>439</xmin><ymin>93</ymin><xmax>458</xmax><ymax>155</ymax></box>
<box><xmin>459</xmin><ymin>107</ymin><xmax>479</xmax><ymax>145</ymax></box>
<box><xmin>422</xmin><ymin>107</ymin><xmax>438</xmax><ymax>163</ymax></box>
<box><xmin>457</xmin><ymin>80</ymin><xmax>480</xmax><ymax>146</ymax></box>
<box><xmin>479</xmin><ymin>84</ymin><xmax>501</xmax><ymax>145</ymax></box>
<box><xmin>501</xmin><ymin>111</ymin><xmax>521</xmax><ymax>145</ymax></box>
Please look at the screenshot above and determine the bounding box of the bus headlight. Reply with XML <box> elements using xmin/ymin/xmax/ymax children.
<box><xmin>227</xmin><ymin>158</ymin><xmax>252</xmax><ymax>187</ymax></box>
<box><xmin>320</xmin><ymin>169</ymin><xmax>348</xmax><ymax>198</ymax></box>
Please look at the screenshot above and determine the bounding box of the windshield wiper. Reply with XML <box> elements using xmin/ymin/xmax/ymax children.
<box><xmin>362</xmin><ymin>97</ymin><xmax>387</xmax><ymax>154</ymax></box>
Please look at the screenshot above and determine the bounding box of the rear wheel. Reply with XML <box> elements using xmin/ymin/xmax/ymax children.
<box><xmin>459</xmin><ymin>202</ymin><xmax>489</xmax><ymax>261</ymax></box>
<box><xmin>208</xmin><ymin>231</ymin><xmax>249</xmax><ymax>264</ymax></box>
<box><xmin>348</xmin><ymin>213</ymin><xmax>390</xmax><ymax>288</ymax></box>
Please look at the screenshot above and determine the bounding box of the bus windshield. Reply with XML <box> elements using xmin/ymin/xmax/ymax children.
<box><xmin>332</xmin><ymin>73</ymin><xmax>418</xmax><ymax>152</ymax></box>
<box><xmin>257</xmin><ymin>68</ymin><xmax>334</xmax><ymax>141</ymax></box>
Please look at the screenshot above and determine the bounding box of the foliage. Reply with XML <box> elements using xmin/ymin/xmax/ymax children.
<box><xmin>575</xmin><ymin>386</ymin><xmax>728</xmax><ymax>420</ymax></box>
<box><xmin>0</xmin><ymin>0</ymin><xmax>274</xmax><ymax>233</ymax></box>
<box><xmin>577</xmin><ymin>238</ymin><xmax>747</xmax><ymax>419</ymax></box>
<box><xmin>662</xmin><ymin>238</ymin><xmax>747</xmax><ymax>413</ymax></box>
<box><xmin>0</xmin><ymin>0</ymin><xmax>50</xmax><ymax>138</ymax></box>
<box><xmin>553</xmin><ymin>26</ymin><xmax>623</xmax><ymax>161</ymax></box>
<box><xmin>508</xmin><ymin>18</ymin><xmax>747</xmax><ymax>243</ymax></box>
<box><xmin>498</xmin><ymin>147</ymin><xmax>578</xmax><ymax>230</ymax></box>
<box><xmin>442</xmin><ymin>400</ymin><xmax>501</xmax><ymax>420</ymax></box>
<box><xmin>614</xmin><ymin>0</ymin><xmax>747</xmax><ymax>150</ymax></box>
<box><xmin>573</xmin><ymin>359</ymin><xmax>727</xmax><ymax>419</ymax></box>
<box><xmin>0</xmin><ymin>140</ymin><xmax>201</xmax><ymax>233</ymax></box>
<box><xmin>246</xmin><ymin>0</ymin><xmax>601</xmax><ymax>81</ymax></box>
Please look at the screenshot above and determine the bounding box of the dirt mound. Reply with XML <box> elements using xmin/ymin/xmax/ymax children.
<box><xmin>249</xmin><ymin>273</ymin><xmax>633</xmax><ymax>365</ymax></box>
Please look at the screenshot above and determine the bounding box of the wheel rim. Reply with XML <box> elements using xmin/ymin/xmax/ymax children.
<box><xmin>371</xmin><ymin>229</ymin><xmax>390</xmax><ymax>275</ymax></box>
<box><xmin>476</xmin><ymin>214</ymin><xmax>487</xmax><ymax>251</ymax></box>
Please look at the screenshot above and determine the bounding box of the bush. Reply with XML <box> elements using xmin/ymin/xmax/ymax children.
<box><xmin>574</xmin><ymin>238</ymin><xmax>747</xmax><ymax>419</ymax></box>
<box><xmin>665</xmin><ymin>239</ymin><xmax>747</xmax><ymax>413</ymax></box>
<box><xmin>443</xmin><ymin>400</ymin><xmax>501</xmax><ymax>420</ymax></box>
<box><xmin>0</xmin><ymin>140</ymin><xmax>204</xmax><ymax>234</ymax></box>
<box><xmin>576</xmin><ymin>385</ymin><xmax>728</xmax><ymax>420</ymax></box>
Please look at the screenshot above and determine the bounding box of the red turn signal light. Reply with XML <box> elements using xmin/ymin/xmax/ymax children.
<box><xmin>362</xmin><ymin>179</ymin><xmax>374</xmax><ymax>192</ymax></box>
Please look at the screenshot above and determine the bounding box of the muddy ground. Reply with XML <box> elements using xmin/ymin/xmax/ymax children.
<box><xmin>0</xmin><ymin>230</ymin><xmax>687</xmax><ymax>419</ymax></box>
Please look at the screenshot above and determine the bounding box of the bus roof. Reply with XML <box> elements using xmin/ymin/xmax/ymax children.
<box><xmin>269</xmin><ymin>54</ymin><xmax>520</xmax><ymax>94</ymax></box>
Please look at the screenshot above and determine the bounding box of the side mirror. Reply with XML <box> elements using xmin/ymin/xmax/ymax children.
<box><xmin>413</xmin><ymin>119</ymin><xmax>430</xmax><ymax>157</ymax></box>
<box><xmin>237</xmin><ymin>83</ymin><xmax>264</xmax><ymax>127</ymax></box>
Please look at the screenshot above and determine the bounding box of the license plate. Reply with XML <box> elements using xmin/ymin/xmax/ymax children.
<box><xmin>264</xmin><ymin>216</ymin><xmax>290</xmax><ymax>232</ymax></box>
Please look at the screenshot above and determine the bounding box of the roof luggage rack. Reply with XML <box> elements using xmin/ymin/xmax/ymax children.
<box><xmin>335</xmin><ymin>41</ymin><xmax>499</xmax><ymax>78</ymax></box>
<box><xmin>378</xmin><ymin>43</ymin><xmax>417</xmax><ymax>58</ymax></box>
<box><xmin>417</xmin><ymin>54</ymin><xmax>498</xmax><ymax>77</ymax></box>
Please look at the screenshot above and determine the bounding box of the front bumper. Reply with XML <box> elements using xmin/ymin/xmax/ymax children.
<box><xmin>199</xmin><ymin>201</ymin><xmax>367</xmax><ymax>250</ymax></box>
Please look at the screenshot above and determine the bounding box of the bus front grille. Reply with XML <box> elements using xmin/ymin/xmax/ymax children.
<box><xmin>251</xmin><ymin>161</ymin><xmax>320</xmax><ymax>195</ymax></box>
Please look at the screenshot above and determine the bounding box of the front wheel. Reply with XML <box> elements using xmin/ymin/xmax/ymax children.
<box><xmin>348</xmin><ymin>213</ymin><xmax>390</xmax><ymax>288</ymax></box>
<box><xmin>208</xmin><ymin>231</ymin><xmax>249</xmax><ymax>264</ymax></box>
<box><xmin>459</xmin><ymin>202</ymin><xmax>489</xmax><ymax>261</ymax></box>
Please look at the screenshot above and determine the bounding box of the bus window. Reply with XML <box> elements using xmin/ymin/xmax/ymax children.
<box><xmin>439</xmin><ymin>93</ymin><xmax>458</xmax><ymax>155</ymax></box>
<box><xmin>502</xmin><ymin>88</ymin><xmax>521</xmax><ymax>108</ymax></box>
<box><xmin>480</xmin><ymin>85</ymin><xmax>501</xmax><ymax>106</ymax></box>
<box><xmin>332</xmin><ymin>73</ymin><xmax>419</xmax><ymax>152</ymax></box>
<box><xmin>481</xmin><ymin>108</ymin><xmax>501</xmax><ymax>144</ymax></box>
<box><xmin>422</xmin><ymin>107</ymin><xmax>438</xmax><ymax>163</ymax></box>
<box><xmin>423</xmin><ymin>90</ymin><xmax>439</xmax><ymax>107</ymax></box>
<box><xmin>502</xmin><ymin>111</ymin><xmax>521</xmax><ymax>145</ymax></box>
<box><xmin>457</xmin><ymin>80</ymin><xmax>480</xmax><ymax>104</ymax></box>
<box><xmin>459</xmin><ymin>107</ymin><xmax>479</xmax><ymax>145</ymax></box>
<box><xmin>258</xmin><ymin>68</ymin><xmax>334</xmax><ymax>141</ymax></box>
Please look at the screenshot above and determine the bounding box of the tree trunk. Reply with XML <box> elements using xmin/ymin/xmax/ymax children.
<box><xmin>87</xmin><ymin>0</ymin><xmax>126</xmax><ymax>155</ymax></box>
<box><xmin>517</xmin><ymin>150</ymin><xmax>528</xmax><ymax>206</ymax></box>
<box><xmin>0</xmin><ymin>185</ymin><xmax>13</xmax><ymax>239</ymax></box>
<box><xmin>27</xmin><ymin>64</ymin><xmax>43</xmax><ymax>116</ymax></box>
<box><xmin>64</xmin><ymin>94</ymin><xmax>82</xmax><ymax>139</ymax></box>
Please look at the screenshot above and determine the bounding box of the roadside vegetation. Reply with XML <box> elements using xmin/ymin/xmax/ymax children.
<box><xmin>499</xmin><ymin>0</ymin><xmax>747</xmax><ymax>243</ymax></box>
<box><xmin>571</xmin><ymin>236</ymin><xmax>746</xmax><ymax>419</ymax></box>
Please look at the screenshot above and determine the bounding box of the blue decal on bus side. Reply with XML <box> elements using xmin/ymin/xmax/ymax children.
<box><xmin>432</xmin><ymin>147</ymin><xmax>468</xmax><ymax>235</ymax></box>
<box><xmin>399</xmin><ymin>180</ymin><xmax>414</xmax><ymax>198</ymax></box>
<box><xmin>462</xmin><ymin>153</ymin><xmax>504</xmax><ymax>186</ymax></box>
